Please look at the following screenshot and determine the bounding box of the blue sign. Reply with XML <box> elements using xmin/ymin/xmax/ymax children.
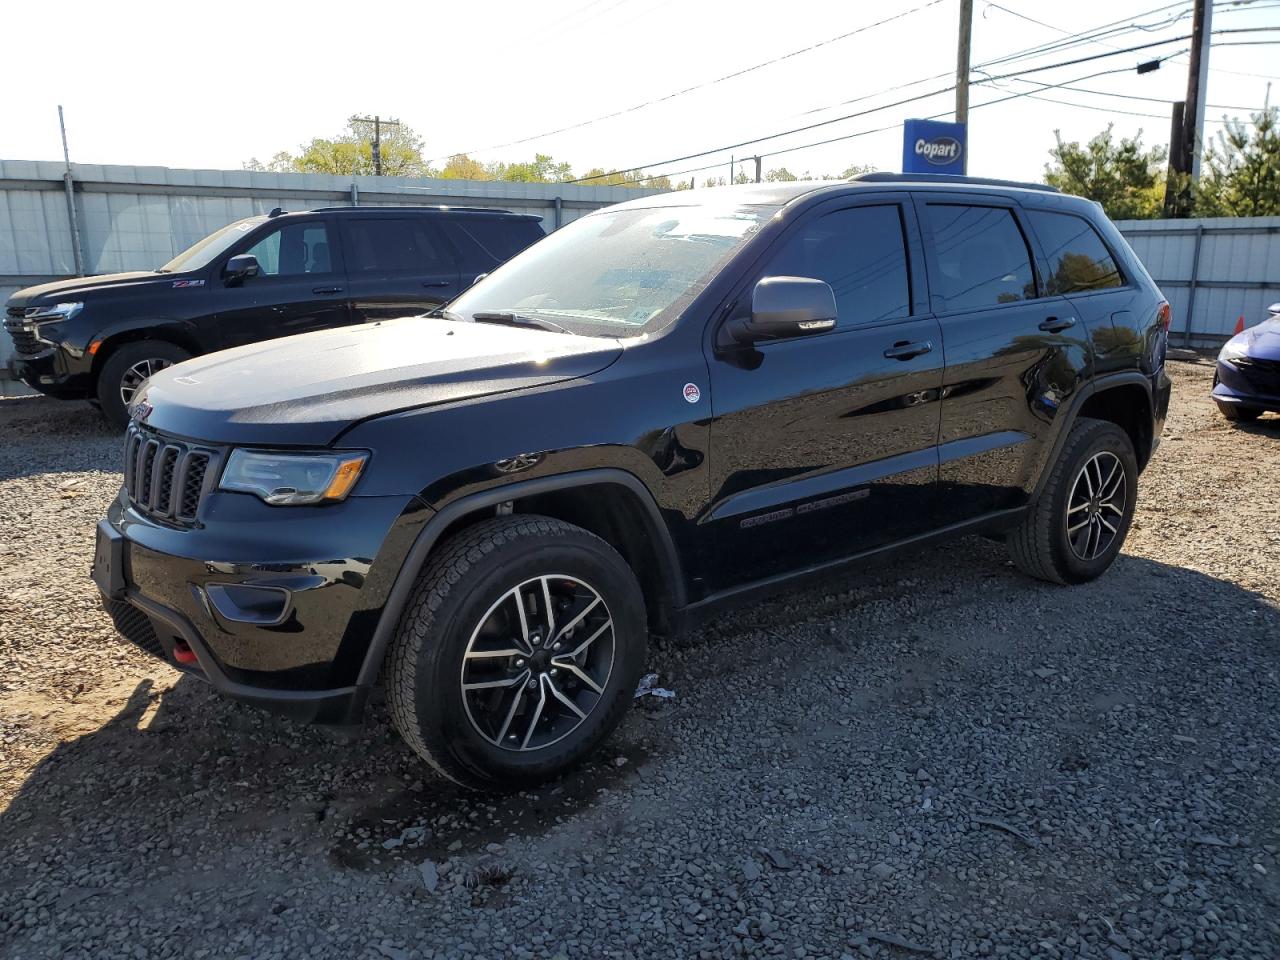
<box><xmin>903</xmin><ymin>119</ymin><xmax>967</xmax><ymax>175</ymax></box>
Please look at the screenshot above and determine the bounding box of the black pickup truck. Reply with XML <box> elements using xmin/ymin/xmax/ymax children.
<box><xmin>5</xmin><ymin>205</ymin><xmax>544</xmax><ymax>425</ymax></box>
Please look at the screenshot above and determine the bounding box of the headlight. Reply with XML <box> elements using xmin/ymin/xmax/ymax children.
<box><xmin>1219</xmin><ymin>336</ymin><xmax>1249</xmax><ymax>362</ymax></box>
<box><xmin>219</xmin><ymin>449</ymin><xmax>369</xmax><ymax>505</ymax></box>
<box><xmin>26</xmin><ymin>301</ymin><xmax>83</xmax><ymax>322</ymax></box>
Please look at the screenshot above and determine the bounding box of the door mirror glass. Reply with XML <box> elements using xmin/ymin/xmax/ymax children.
<box><xmin>730</xmin><ymin>276</ymin><xmax>837</xmax><ymax>344</ymax></box>
<box><xmin>223</xmin><ymin>254</ymin><xmax>261</xmax><ymax>284</ymax></box>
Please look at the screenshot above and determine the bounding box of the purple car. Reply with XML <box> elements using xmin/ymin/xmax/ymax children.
<box><xmin>1213</xmin><ymin>302</ymin><xmax>1280</xmax><ymax>421</ymax></box>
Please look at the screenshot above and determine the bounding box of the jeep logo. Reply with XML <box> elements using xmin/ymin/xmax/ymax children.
<box><xmin>915</xmin><ymin>136</ymin><xmax>962</xmax><ymax>165</ymax></box>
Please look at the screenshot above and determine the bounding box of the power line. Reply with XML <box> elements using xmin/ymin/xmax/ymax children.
<box><xmin>425</xmin><ymin>0</ymin><xmax>949</xmax><ymax>162</ymax></box>
<box><xmin>567</xmin><ymin>36</ymin><xmax>1205</xmax><ymax>183</ymax></box>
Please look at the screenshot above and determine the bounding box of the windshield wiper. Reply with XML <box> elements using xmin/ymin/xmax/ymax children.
<box><xmin>470</xmin><ymin>311</ymin><xmax>569</xmax><ymax>334</ymax></box>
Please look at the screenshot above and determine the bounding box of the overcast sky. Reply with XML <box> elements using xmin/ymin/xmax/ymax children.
<box><xmin>2</xmin><ymin>0</ymin><xmax>1276</xmax><ymax>185</ymax></box>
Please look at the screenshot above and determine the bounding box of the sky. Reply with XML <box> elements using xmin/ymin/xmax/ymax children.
<box><xmin>1</xmin><ymin>0</ymin><xmax>1277</xmax><ymax>186</ymax></box>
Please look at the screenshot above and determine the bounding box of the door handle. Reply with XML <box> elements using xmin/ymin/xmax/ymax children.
<box><xmin>1039</xmin><ymin>316</ymin><xmax>1076</xmax><ymax>333</ymax></box>
<box><xmin>422</xmin><ymin>280</ymin><xmax>452</xmax><ymax>288</ymax></box>
<box><xmin>312</xmin><ymin>286</ymin><xmax>344</xmax><ymax>295</ymax></box>
<box><xmin>883</xmin><ymin>339</ymin><xmax>933</xmax><ymax>361</ymax></box>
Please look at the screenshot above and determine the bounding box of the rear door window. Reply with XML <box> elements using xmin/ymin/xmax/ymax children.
<box><xmin>1026</xmin><ymin>210</ymin><xmax>1124</xmax><ymax>294</ymax></box>
<box><xmin>922</xmin><ymin>204</ymin><xmax>1036</xmax><ymax>311</ymax></box>
<box><xmin>442</xmin><ymin>218</ymin><xmax>544</xmax><ymax>271</ymax></box>
<box><xmin>242</xmin><ymin>221</ymin><xmax>334</xmax><ymax>277</ymax></box>
<box><xmin>345</xmin><ymin>218</ymin><xmax>454</xmax><ymax>274</ymax></box>
<box><xmin>761</xmin><ymin>204</ymin><xmax>912</xmax><ymax>328</ymax></box>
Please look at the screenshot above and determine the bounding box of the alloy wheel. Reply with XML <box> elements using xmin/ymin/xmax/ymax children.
<box><xmin>1065</xmin><ymin>451</ymin><xmax>1127</xmax><ymax>561</ymax></box>
<box><xmin>119</xmin><ymin>358</ymin><xmax>174</xmax><ymax>406</ymax></box>
<box><xmin>460</xmin><ymin>574</ymin><xmax>614</xmax><ymax>752</ymax></box>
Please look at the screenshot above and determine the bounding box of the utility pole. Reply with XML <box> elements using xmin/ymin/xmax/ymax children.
<box><xmin>57</xmin><ymin>106</ymin><xmax>85</xmax><ymax>276</ymax></box>
<box><xmin>956</xmin><ymin>0</ymin><xmax>974</xmax><ymax>124</ymax></box>
<box><xmin>754</xmin><ymin>156</ymin><xmax>763</xmax><ymax>183</ymax></box>
<box><xmin>729</xmin><ymin>155</ymin><xmax>735</xmax><ymax>185</ymax></box>
<box><xmin>352</xmin><ymin>115</ymin><xmax>401</xmax><ymax>176</ymax></box>
<box><xmin>1184</xmin><ymin>0</ymin><xmax>1212</xmax><ymax>188</ymax></box>
<box><xmin>1163</xmin><ymin>101</ymin><xmax>1187</xmax><ymax>218</ymax></box>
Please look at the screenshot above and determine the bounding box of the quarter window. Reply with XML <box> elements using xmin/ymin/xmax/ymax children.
<box><xmin>763</xmin><ymin>205</ymin><xmax>912</xmax><ymax>328</ymax></box>
<box><xmin>924</xmin><ymin>205</ymin><xmax>1035</xmax><ymax>310</ymax></box>
<box><xmin>243</xmin><ymin>222</ymin><xmax>332</xmax><ymax>276</ymax></box>
<box><xmin>1027</xmin><ymin>210</ymin><xmax>1124</xmax><ymax>294</ymax></box>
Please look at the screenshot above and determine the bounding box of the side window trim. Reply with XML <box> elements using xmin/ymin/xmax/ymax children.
<box><xmin>913</xmin><ymin>193</ymin><xmax>1045</xmax><ymax>315</ymax></box>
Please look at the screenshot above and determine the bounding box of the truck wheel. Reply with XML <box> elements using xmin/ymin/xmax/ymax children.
<box><xmin>96</xmin><ymin>341</ymin><xmax>191</xmax><ymax>428</ymax></box>
<box><xmin>1216</xmin><ymin>401</ymin><xmax>1262</xmax><ymax>422</ymax></box>
<box><xmin>1007</xmin><ymin>417</ymin><xmax>1138</xmax><ymax>585</ymax></box>
<box><xmin>386</xmin><ymin>515</ymin><xmax>647</xmax><ymax>790</ymax></box>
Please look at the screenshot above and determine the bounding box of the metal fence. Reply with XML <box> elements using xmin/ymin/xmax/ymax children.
<box><xmin>1114</xmin><ymin>215</ymin><xmax>1280</xmax><ymax>347</ymax></box>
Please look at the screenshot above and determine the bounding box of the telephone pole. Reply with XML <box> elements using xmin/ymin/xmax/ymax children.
<box><xmin>352</xmin><ymin>115</ymin><xmax>401</xmax><ymax>176</ymax></box>
<box><xmin>754</xmin><ymin>156</ymin><xmax>763</xmax><ymax>183</ymax></box>
<box><xmin>956</xmin><ymin>0</ymin><xmax>974</xmax><ymax>124</ymax></box>
<box><xmin>1183</xmin><ymin>0</ymin><xmax>1212</xmax><ymax>186</ymax></box>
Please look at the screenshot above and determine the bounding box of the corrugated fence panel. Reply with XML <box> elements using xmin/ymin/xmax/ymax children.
<box><xmin>1115</xmin><ymin>216</ymin><xmax>1280</xmax><ymax>346</ymax></box>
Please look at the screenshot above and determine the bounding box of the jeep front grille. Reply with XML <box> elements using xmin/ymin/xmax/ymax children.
<box><xmin>123</xmin><ymin>426</ymin><xmax>219</xmax><ymax>524</ymax></box>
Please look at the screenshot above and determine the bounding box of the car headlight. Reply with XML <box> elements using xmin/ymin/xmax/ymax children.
<box><xmin>26</xmin><ymin>301</ymin><xmax>83</xmax><ymax>322</ymax></box>
<box><xmin>219</xmin><ymin>449</ymin><xmax>369</xmax><ymax>505</ymax></box>
<box><xmin>1219</xmin><ymin>336</ymin><xmax>1249</xmax><ymax>362</ymax></box>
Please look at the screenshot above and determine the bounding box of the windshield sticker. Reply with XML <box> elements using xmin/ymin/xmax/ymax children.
<box><xmin>171</xmin><ymin>279</ymin><xmax>205</xmax><ymax>288</ymax></box>
<box><xmin>683</xmin><ymin>383</ymin><xmax>701</xmax><ymax>404</ymax></box>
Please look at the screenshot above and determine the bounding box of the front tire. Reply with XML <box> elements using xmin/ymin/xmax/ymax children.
<box><xmin>95</xmin><ymin>340</ymin><xmax>191</xmax><ymax>428</ymax></box>
<box><xmin>1007</xmin><ymin>418</ymin><xmax>1138</xmax><ymax>585</ymax></box>
<box><xmin>386</xmin><ymin>516</ymin><xmax>647</xmax><ymax>790</ymax></box>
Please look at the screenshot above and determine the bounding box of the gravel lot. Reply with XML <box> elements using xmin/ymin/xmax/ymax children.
<box><xmin>1</xmin><ymin>358</ymin><xmax>1277</xmax><ymax>960</ymax></box>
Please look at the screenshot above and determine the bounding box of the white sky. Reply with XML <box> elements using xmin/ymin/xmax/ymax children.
<box><xmin>2</xmin><ymin>0</ymin><xmax>1277</xmax><ymax>185</ymax></box>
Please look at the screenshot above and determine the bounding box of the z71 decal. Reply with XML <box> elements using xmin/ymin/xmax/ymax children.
<box><xmin>171</xmin><ymin>279</ymin><xmax>206</xmax><ymax>288</ymax></box>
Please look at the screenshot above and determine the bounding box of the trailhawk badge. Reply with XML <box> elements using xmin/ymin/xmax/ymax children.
<box><xmin>683</xmin><ymin>383</ymin><xmax>701</xmax><ymax>404</ymax></box>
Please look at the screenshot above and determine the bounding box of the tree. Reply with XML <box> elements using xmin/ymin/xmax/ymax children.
<box><xmin>567</xmin><ymin>168</ymin><xmax>674</xmax><ymax>190</ymax></box>
<box><xmin>438</xmin><ymin>154</ymin><xmax>491</xmax><ymax>181</ymax></box>
<box><xmin>1044</xmin><ymin>126</ymin><xmax>1166</xmax><ymax>220</ymax></box>
<box><xmin>765</xmin><ymin>168</ymin><xmax>798</xmax><ymax>182</ymax></box>
<box><xmin>246</xmin><ymin>116</ymin><xmax>432</xmax><ymax>177</ymax></box>
<box><xmin>1195</xmin><ymin>108</ymin><xmax>1280</xmax><ymax>217</ymax></box>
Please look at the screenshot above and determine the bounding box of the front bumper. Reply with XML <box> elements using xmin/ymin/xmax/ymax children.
<box><xmin>8</xmin><ymin>348</ymin><xmax>92</xmax><ymax>398</ymax></box>
<box><xmin>1214</xmin><ymin>357</ymin><xmax>1280</xmax><ymax>412</ymax></box>
<box><xmin>94</xmin><ymin>488</ymin><xmax>430</xmax><ymax>723</ymax></box>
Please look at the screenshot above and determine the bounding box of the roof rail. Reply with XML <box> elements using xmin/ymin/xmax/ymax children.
<box><xmin>851</xmin><ymin>172</ymin><xmax>1060</xmax><ymax>193</ymax></box>
<box><xmin>310</xmin><ymin>204</ymin><xmax>517</xmax><ymax>214</ymax></box>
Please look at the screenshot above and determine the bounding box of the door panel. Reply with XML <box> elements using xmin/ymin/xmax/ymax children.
<box><xmin>213</xmin><ymin>217</ymin><xmax>351</xmax><ymax>350</ymax></box>
<box><xmin>917</xmin><ymin>197</ymin><xmax>1092</xmax><ymax>518</ymax></box>
<box><xmin>340</xmin><ymin>217</ymin><xmax>460</xmax><ymax>322</ymax></box>
<box><xmin>705</xmin><ymin>201</ymin><xmax>943</xmax><ymax>593</ymax></box>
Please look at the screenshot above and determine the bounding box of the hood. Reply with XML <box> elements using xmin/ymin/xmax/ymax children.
<box><xmin>6</xmin><ymin>271</ymin><xmax>168</xmax><ymax>310</ymax></box>
<box><xmin>1224</xmin><ymin>315</ymin><xmax>1280</xmax><ymax>362</ymax></box>
<box><xmin>136</xmin><ymin>316</ymin><xmax>623</xmax><ymax>446</ymax></box>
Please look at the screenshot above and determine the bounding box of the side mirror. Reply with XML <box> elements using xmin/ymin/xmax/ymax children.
<box><xmin>726</xmin><ymin>276</ymin><xmax>837</xmax><ymax>345</ymax></box>
<box><xmin>1268</xmin><ymin>302</ymin><xmax>1280</xmax><ymax>316</ymax></box>
<box><xmin>471</xmin><ymin>272</ymin><xmax>488</xmax><ymax>286</ymax></box>
<box><xmin>223</xmin><ymin>254</ymin><xmax>261</xmax><ymax>285</ymax></box>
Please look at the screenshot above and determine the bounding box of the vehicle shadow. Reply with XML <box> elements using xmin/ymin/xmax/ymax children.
<box><xmin>0</xmin><ymin>395</ymin><xmax>122</xmax><ymax>481</ymax></box>
<box><xmin>1230</xmin><ymin>413</ymin><xmax>1280</xmax><ymax>437</ymax></box>
<box><xmin>1</xmin><ymin>540</ymin><xmax>1277</xmax><ymax>951</ymax></box>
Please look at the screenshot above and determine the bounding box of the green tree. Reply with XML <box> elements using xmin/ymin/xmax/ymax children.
<box><xmin>572</xmin><ymin>168</ymin><xmax>673</xmax><ymax>190</ymax></box>
<box><xmin>1044</xmin><ymin>125</ymin><xmax>1166</xmax><ymax>220</ymax></box>
<box><xmin>246</xmin><ymin>116</ymin><xmax>432</xmax><ymax>177</ymax></box>
<box><xmin>764</xmin><ymin>167</ymin><xmax>798</xmax><ymax>182</ymax></box>
<box><xmin>1196</xmin><ymin>108</ymin><xmax>1280</xmax><ymax>217</ymax></box>
<box><xmin>439</xmin><ymin>154</ymin><xmax>492</xmax><ymax>181</ymax></box>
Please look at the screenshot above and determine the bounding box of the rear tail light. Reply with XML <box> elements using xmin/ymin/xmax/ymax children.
<box><xmin>1157</xmin><ymin>302</ymin><xmax>1172</xmax><ymax>332</ymax></box>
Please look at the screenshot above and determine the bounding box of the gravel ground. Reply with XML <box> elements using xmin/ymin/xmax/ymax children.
<box><xmin>1</xmin><ymin>358</ymin><xmax>1277</xmax><ymax>960</ymax></box>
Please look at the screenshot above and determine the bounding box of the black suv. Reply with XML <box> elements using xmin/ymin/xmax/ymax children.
<box><xmin>92</xmin><ymin>175</ymin><xmax>1171</xmax><ymax>789</ymax></box>
<box><xmin>5</xmin><ymin>205</ymin><xmax>544</xmax><ymax>426</ymax></box>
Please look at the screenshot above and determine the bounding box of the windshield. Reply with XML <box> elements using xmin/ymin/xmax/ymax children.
<box><xmin>159</xmin><ymin>216</ymin><xmax>266</xmax><ymax>273</ymax></box>
<box><xmin>445</xmin><ymin>203</ymin><xmax>777</xmax><ymax>337</ymax></box>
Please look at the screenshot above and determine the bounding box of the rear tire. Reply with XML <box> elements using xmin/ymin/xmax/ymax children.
<box><xmin>386</xmin><ymin>515</ymin><xmax>647</xmax><ymax>790</ymax></box>
<box><xmin>1216</xmin><ymin>401</ymin><xmax>1262</xmax><ymax>422</ymax></box>
<box><xmin>95</xmin><ymin>340</ymin><xmax>191</xmax><ymax>428</ymax></box>
<box><xmin>1007</xmin><ymin>418</ymin><xmax>1138</xmax><ymax>585</ymax></box>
